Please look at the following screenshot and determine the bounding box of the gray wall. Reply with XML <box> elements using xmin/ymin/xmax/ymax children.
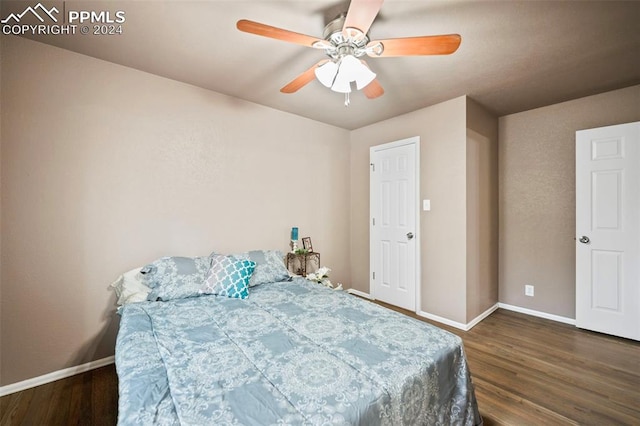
<box><xmin>499</xmin><ymin>85</ymin><xmax>640</xmax><ymax>318</ymax></box>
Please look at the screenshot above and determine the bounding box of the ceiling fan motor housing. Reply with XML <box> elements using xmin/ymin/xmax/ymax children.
<box><xmin>321</xmin><ymin>14</ymin><xmax>370</xmax><ymax>59</ymax></box>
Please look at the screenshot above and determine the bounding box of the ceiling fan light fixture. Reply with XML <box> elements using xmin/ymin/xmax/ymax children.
<box><xmin>354</xmin><ymin>64</ymin><xmax>376</xmax><ymax>90</ymax></box>
<box><xmin>330</xmin><ymin>65</ymin><xmax>353</xmax><ymax>93</ymax></box>
<box><xmin>334</xmin><ymin>54</ymin><xmax>376</xmax><ymax>91</ymax></box>
<box><xmin>314</xmin><ymin>61</ymin><xmax>339</xmax><ymax>88</ymax></box>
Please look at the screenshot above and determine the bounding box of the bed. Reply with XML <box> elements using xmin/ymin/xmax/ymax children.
<box><xmin>114</xmin><ymin>253</ymin><xmax>481</xmax><ymax>425</ymax></box>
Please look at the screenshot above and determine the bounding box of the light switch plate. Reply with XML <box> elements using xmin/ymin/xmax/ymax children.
<box><xmin>423</xmin><ymin>200</ymin><xmax>431</xmax><ymax>211</ymax></box>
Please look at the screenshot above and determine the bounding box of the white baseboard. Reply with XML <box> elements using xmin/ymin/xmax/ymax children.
<box><xmin>498</xmin><ymin>303</ymin><xmax>576</xmax><ymax>325</ymax></box>
<box><xmin>466</xmin><ymin>303</ymin><xmax>500</xmax><ymax>330</ymax></box>
<box><xmin>346</xmin><ymin>288</ymin><xmax>373</xmax><ymax>299</ymax></box>
<box><xmin>347</xmin><ymin>289</ymin><xmax>498</xmax><ymax>331</ymax></box>
<box><xmin>0</xmin><ymin>355</ymin><xmax>115</xmax><ymax>397</ymax></box>
<box><xmin>418</xmin><ymin>303</ymin><xmax>499</xmax><ymax>331</ymax></box>
<box><xmin>417</xmin><ymin>311</ymin><xmax>469</xmax><ymax>330</ymax></box>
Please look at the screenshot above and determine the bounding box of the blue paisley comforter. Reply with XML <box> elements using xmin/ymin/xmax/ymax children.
<box><xmin>116</xmin><ymin>278</ymin><xmax>481</xmax><ymax>425</ymax></box>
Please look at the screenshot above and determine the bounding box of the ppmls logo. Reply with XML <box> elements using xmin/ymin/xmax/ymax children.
<box><xmin>1</xmin><ymin>2</ymin><xmax>59</xmax><ymax>24</ymax></box>
<box><xmin>2</xmin><ymin>2</ymin><xmax>126</xmax><ymax>36</ymax></box>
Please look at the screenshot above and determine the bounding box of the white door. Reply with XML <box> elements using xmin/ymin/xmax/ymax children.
<box><xmin>576</xmin><ymin>121</ymin><xmax>640</xmax><ymax>341</ymax></box>
<box><xmin>370</xmin><ymin>137</ymin><xmax>419</xmax><ymax>311</ymax></box>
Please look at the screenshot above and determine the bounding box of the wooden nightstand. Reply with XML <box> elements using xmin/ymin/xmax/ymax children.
<box><xmin>285</xmin><ymin>252</ymin><xmax>320</xmax><ymax>277</ymax></box>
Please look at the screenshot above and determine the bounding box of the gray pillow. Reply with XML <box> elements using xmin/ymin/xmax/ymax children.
<box><xmin>210</xmin><ymin>250</ymin><xmax>291</xmax><ymax>287</ymax></box>
<box><xmin>142</xmin><ymin>256</ymin><xmax>211</xmax><ymax>301</ymax></box>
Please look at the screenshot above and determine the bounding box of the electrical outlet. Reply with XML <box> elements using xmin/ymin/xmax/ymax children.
<box><xmin>525</xmin><ymin>285</ymin><xmax>535</xmax><ymax>297</ymax></box>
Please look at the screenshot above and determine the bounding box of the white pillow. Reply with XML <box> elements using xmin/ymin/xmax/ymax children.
<box><xmin>110</xmin><ymin>267</ymin><xmax>151</xmax><ymax>305</ymax></box>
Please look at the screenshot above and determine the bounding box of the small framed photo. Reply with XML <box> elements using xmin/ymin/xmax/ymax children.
<box><xmin>302</xmin><ymin>237</ymin><xmax>313</xmax><ymax>252</ymax></box>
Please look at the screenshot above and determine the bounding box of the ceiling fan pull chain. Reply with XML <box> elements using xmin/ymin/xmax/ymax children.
<box><xmin>344</xmin><ymin>92</ymin><xmax>350</xmax><ymax>107</ymax></box>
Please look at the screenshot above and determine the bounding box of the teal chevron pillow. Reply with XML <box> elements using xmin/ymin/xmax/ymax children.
<box><xmin>209</xmin><ymin>249</ymin><xmax>291</xmax><ymax>287</ymax></box>
<box><xmin>200</xmin><ymin>255</ymin><xmax>256</xmax><ymax>299</ymax></box>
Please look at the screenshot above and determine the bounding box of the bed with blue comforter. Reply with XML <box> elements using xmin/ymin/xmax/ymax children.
<box><xmin>116</xmin><ymin>277</ymin><xmax>481</xmax><ymax>425</ymax></box>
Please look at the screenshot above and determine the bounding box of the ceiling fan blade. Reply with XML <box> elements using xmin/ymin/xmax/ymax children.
<box><xmin>237</xmin><ymin>19</ymin><xmax>324</xmax><ymax>48</ymax></box>
<box><xmin>343</xmin><ymin>0</ymin><xmax>384</xmax><ymax>35</ymax></box>
<box><xmin>363</xmin><ymin>79</ymin><xmax>384</xmax><ymax>99</ymax></box>
<box><xmin>367</xmin><ymin>34</ymin><xmax>461</xmax><ymax>57</ymax></box>
<box><xmin>281</xmin><ymin>60</ymin><xmax>329</xmax><ymax>93</ymax></box>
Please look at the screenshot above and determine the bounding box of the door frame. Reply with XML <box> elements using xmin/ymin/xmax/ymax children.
<box><xmin>369</xmin><ymin>136</ymin><xmax>421</xmax><ymax>313</ymax></box>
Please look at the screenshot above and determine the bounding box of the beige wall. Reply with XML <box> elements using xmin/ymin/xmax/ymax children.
<box><xmin>0</xmin><ymin>36</ymin><xmax>351</xmax><ymax>386</ymax></box>
<box><xmin>466</xmin><ymin>99</ymin><xmax>499</xmax><ymax>321</ymax></box>
<box><xmin>499</xmin><ymin>85</ymin><xmax>640</xmax><ymax>318</ymax></box>
<box><xmin>350</xmin><ymin>96</ymin><xmax>470</xmax><ymax>323</ymax></box>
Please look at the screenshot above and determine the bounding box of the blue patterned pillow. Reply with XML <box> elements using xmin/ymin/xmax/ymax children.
<box><xmin>143</xmin><ymin>256</ymin><xmax>211</xmax><ymax>301</ymax></box>
<box><xmin>200</xmin><ymin>255</ymin><xmax>256</xmax><ymax>299</ymax></box>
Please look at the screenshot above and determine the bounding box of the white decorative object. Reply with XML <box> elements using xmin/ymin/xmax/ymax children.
<box><xmin>307</xmin><ymin>266</ymin><xmax>342</xmax><ymax>290</ymax></box>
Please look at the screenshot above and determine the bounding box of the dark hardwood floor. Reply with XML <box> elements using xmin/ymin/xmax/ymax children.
<box><xmin>0</xmin><ymin>365</ymin><xmax>117</xmax><ymax>426</ymax></box>
<box><xmin>1</xmin><ymin>308</ymin><xmax>638</xmax><ymax>425</ymax></box>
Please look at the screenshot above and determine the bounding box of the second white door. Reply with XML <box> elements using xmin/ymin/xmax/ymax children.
<box><xmin>576</xmin><ymin>121</ymin><xmax>639</xmax><ymax>341</ymax></box>
<box><xmin>370</xmin><ymin>137</ymin><xmax>419</xmax><ymax>311</ymax></box>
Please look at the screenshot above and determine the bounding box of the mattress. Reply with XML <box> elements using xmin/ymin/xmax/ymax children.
<box><xmin>115</xmin><ymin>277</ymin><xmax>481</xmax><ymax>425</ymax></box>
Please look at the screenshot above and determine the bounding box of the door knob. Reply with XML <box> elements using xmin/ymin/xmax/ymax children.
<box><xmin>579</xmin><ymin>236</ymin><xmax>590</xmax><ymax>244</ymax></box>
<box><xmin>407</xmin><ymin>232</ymin><xmax>414</xmax><ymax>240</ymax></box>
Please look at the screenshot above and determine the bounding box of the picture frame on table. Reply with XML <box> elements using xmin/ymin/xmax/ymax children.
<box><xmin>302</xmin><ymin>237</ymin><xmax>313</xmax><ymax>252</ymax></box>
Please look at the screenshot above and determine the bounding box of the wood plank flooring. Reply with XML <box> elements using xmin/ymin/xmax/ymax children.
<box><xmin>1</xmin><ymin>307</ymin><xmax>638</xmax><ymax>425</ymax></box>
<box><xmin>1</xmin><ymin>365</ymin><xmax>117</xmax><ymax>425</ymax></box>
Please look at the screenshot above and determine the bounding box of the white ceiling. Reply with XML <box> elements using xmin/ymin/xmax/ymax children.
<box><xmin>7</xmin><ymin>0</ymin><xmax>640</xmax><ymax>130</ymax></box>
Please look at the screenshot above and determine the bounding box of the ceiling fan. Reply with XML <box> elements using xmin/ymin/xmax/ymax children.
<box><xmin>237</xmin><ymin>0</ymin><xmax>461</xmax><ymax>105</ymax></box>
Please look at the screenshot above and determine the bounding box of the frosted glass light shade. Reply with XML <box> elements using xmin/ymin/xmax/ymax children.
<box><xmin>331</xmin><ymin>61</ymin><xmax>353</xmax><ymax>93</ymax></box>
<box><xmin>354</xmin><ymin>64</ymin><xmax>376</xmax><ymax>90</ymax></box>
<box><xmin>339</xmin><ymin>55</ymin><xmax>376</xmax><ymax>90</ymax></box>
<box><xmin>314</xmin><ymin>55</ymin><xmax>377</xmax><ymax>94</ymax></box>
<box><xmin>314</xmin><ymin>61</ymin><xmax>338</xmax><ymax>88</ymax></box>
